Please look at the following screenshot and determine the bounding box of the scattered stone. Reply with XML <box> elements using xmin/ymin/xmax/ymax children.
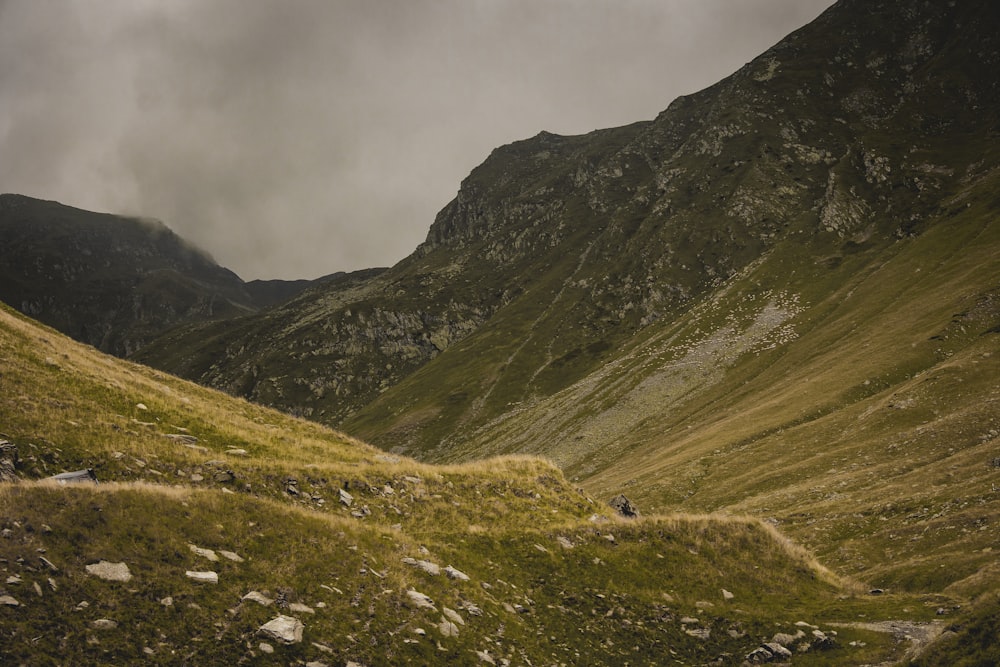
<box><xmin>284</xmin><ymin>478</ymin><xmax>299</xmax><ymax>495</ymax></box>
<box><xmin>721</xmin><ymin>588</ymin><xmax>735</xmax><ymax>600</ymax></box>
<box><xmin>6</xmin><ymin>575</ymin><xmax>21</xmax><ymax>584</ymax></box>
<box><xmin>305</xmin><ymin>661</ymin><xmax>329</xmax><ymax>667</ymax></box>
<box><xmin>686</xmin><ymin>627</ymin><xmax>711</xmax><ymax>640</ymax></box>
<box><xmin>47</xmin><ymin>469</ymin><xmax>98</xmax><ymax>485</ymax></box>
<box><xmin>442</xmin><ymin>607</ymin><xmax>465</xmax><ymax>626</ymax></box>
<box><xmin>444</xmin><ymin>565</ymin><xmax>470</xmax><ymax>581</ymax></box>
<box><xmin>289</xmin><ymin>602</ymin><xmax>315</xmax><ymax>614</ymax></box>
<box><xmin>746</xmin><ymin>646</ymin><xmax>773</xmax><ymax>663</ymax></box>
<box><xmin>86</xmin><ymin>561</ymin><xmax>132</xmax><ymax>582</ymax></box>
<box><xmin>475</xmin><ymin>649</ymin><xmax>497</xmax><ymax>664</ymax></box>
<box><xmin>438</xmin><ymin>617</ymin><xmax>460</xmax><ymax>638</ymax></box>
<box><xmin>533</xmin><ymin>544</ymin><xmax>549</xmax><ymax>554</ymax></box>
<box><xmin>258</xmin><ymin>615</ymin><xmax>304</xmax><ymax>644</ymax></box>
<box><xmin>225</xmin><ymin>448</ymin><xmax>248</xmax><ymax>456</ymax></box>
<box><xmin>403</xmin><ymin>476</ymin><xmax>422</xmax><ymax>484</ymax></box>
<box><xmin>463</xmin><ymin>603</ymin><xmax>483</xmax><ymax>616</ymax></box>
<box><xmin>47</xmin><ymin>578</ymin><xmax>57</xmax><ymax>592</ymax></box>
<box><xmin>160</xmin><ymin>597</ymin><xmax>173</xmax><ymax>606</ymax></box>
<box><xmin>32</xmin><ymin>581</ymin><xmax>42</xmax><ymax>597</ymax></box>
<box><xmin>218</xmin><ymin>549</ymin><xmax>244</xmax><ymax>562</ymax></box>
<box><xmin>164</xmin><ymin>433</ymin><xmax>199</xmax><ymax>445</ymax></box>
<box><xmin>136</xmin><ymin>403</ymin><xmax>148</xmax><ymax>411</ymax></box>
<box><xmin>0</xmin><ymin>595</ymin><xmax>19</xmax><ymax>607</ymax></box>
<box><xmin>189</xmin><ymin>544</ymin><xmax>219</xmax><ymax>561</ymax></box>
<box><xmin>75</xmin><ymin>601</ymin><xmax>89</xmax><ymax>610</ymax></box>
<box><xmin>772</xmin><ymin>631</ymin><xmax>804</xmax><ymax>646</ymax></box>
<box><xmin>39</xmin><ymin>556</ymin><xmax>59</xmax><ymax>572</ymax></box>
<box><xmin>339</xmin><ymin>488</ymin><xmax>354</xmax><ymax>506</ymax></box>
<box><xmin>243</xmin><ymin>591</ymin><xmax>274</xmax><ymax>606</ymax></box>
<box><xmin>185</xmin><ymin>570</ymin><xmax>218</xmax><ymax>584</ymax></box>
<box><xmin>680</xmin><ymin>616</ymin><xmax>700</xmax><ymax>624</ymax></box>
<box><xmin>869</xmin><ymin>588</ymin><xmax>885</xmax><ymax>595</ymax></box>
<box><xmin>190</xmin><ymin>474</ymin><xmax>204</xmax><ymax>482</ymax></box>
<box><xmin>413</xmin><ymin>559</ymin><xmax>441</xmax><ymax>576</ymax></box>
<box><xmin>608</xmin><ymin>494</ymin><xmax>639</xmax><ymax>518</ymax></box>
<box><xmin>312</xmin><ymin>641</ymin><xmax>334</xmax><ymax>653</ymax></box>
<box><xmin>259</xmin><ymin>642</ymin><xmax>274</xmax><ymax>654</ymax></box>
<box><xmin>143</xmin><ymin>647</ymin><xmax>155</xmax><ymax>655</ymax></box>
<box><xmin>0</xmin><ymin>440</ymin><xmax>18</xmax><ymax>482</ymax></box>
<box><xmin>213</xmin><ymin>470</ymin><xmax>235</xmax><ymax>483</ymax></box>
<box><xmin>765</xmin><ymin>642</ymin><xmax>793</xmax><ymax>659</ymax></box>
<box><xmin>406</xmin><ymin>589</ymin><xmax>436</xmax><ymax>610</ymax></box>
<box><xmin>92</xmin><ymin>619</ymin><xmax>118</xmax><ymax>630</ymax></box>
<box><xmin>556</xmin><ymin>536</ymin><xmax>574</xmax><ymax>550</ymax></box>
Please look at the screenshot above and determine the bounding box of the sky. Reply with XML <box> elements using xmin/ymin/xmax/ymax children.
<box><xmin>0</xmin><ymin>0</ymin><xmax>835</xmax><ymax>280</ymax></box>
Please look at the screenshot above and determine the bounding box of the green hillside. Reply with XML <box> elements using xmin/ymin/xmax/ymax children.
<box><xmin>0</xmin><ymin>304</ymin><xmax>945</xmax><ymax>665</ymax></box>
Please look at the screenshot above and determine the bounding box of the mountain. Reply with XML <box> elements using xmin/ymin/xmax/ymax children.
<box><xmin>0</xmin><ymin>303</ymin><xmax>948</xmax><ymax>665</ymax></box>
<box><xmin>0</xmin><ymin>194</ymin><xmax>321</xmax><ymax>356</ymax></box>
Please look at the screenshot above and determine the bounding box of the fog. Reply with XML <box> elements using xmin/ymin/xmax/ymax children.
<box><xmin>0</xmin><ymin>0</ymin><xmax>834</xmax><ymax>279</ymax></box>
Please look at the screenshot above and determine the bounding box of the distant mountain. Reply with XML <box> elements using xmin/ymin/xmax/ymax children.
<box><xmin>0</xmin><ymin>194</ymin><xmax>319</xmax><ymax>356</ymax></box>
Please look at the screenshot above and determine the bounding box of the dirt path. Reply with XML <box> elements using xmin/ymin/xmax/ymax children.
<box><xmin>829</xmin><ymin>620</ymin><xmax>947</xmax><ymax>665</ymax></box>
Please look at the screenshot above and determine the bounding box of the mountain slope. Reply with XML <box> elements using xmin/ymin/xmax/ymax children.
<box><xmin>0</xmin><ymin>304</ymin><xmax>939</xmax><ymax>665</ymax></box>
<box><xmin>0</xmin><ymin>194</ymin><xmax>321</xmax><ymax>356</ymax></box>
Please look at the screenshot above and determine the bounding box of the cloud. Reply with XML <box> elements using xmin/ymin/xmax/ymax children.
<box><xmin>0</xmin><ymin>0</ymin><xmax>834</xmax><ymax>279</ymax></box>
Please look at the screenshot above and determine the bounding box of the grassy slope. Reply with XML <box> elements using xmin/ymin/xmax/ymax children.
<box><xmin>0</xmin><ymin>304</ymin><xmax>939</xmax><ymax>665</ymax></box>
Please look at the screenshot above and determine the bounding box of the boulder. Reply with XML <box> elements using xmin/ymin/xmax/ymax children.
<box><xmin>243</xmin><ymin>591</ymin><xmax>274</xmax><ymax>606</ymax></box>
<box><xmin>444</xmin><ymin>565</ymin><xmax>470</xmax><ymax>581</ymax></box>
<box><xmin>258</xmin><ymin>615</ymin><xmax>304</xmax><ymax>644</ymax></box>
<box><xmin>185</xmin><ymin>570</ymin><xmax>219</xmax><ymax>584</ymax></box>
<box><xmin>608</xmin><ymin>494</ymin><xmax>638</xmax><ymax>518</ymax></box>
<box><xmin>85</xmin><ymin>560</ymin><xmax>132</xmax><ymax>582</ymax></box>
<box><xmin>406</xmin><ymin>589</ymin><xmax>436</xmax><ymax>610</ymax></box>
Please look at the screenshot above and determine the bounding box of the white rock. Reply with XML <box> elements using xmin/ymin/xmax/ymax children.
<box><xmin>225</xmin><ymin>448</ymin><xmax>248</xmax><ymax>456</ymax></box>
<box><xmin>475</xmin><ymin>649</ymin><xmax>497</xmax><ymax>664</ymax></box>
<box><xmin>722</xmin><ymin>588</ymin><xmax>735</xmax><ymax>600</ymax></box>
<box><xmin>438</xmin><ymin>618</ymin><xmax>460</xmax><ymax>638</ymax></box>
<box><xmin>160</xmin><ymin>597</ymin><xmax>173</xmax><ymax>606</ymax></box>
<box><xmin>406</xmin><ymin>589</ymin><xmax>436</xmax><ymax>610</ymax></box>
<box><xmin>136</xmin><ymin>403</ymin><xmax>148</xmax><ymax>411</ymax></box>
<box><xmin>0</xmin><ymin>595</ymin><xmax>19</xmax><ymax>606</ymax></box>
<box><xmin>258</xmin><ymin>615</ymin><xmax>304</xmax><ymax>644</ymax></box>
<box><xmin>185</xmin><ymin>570</ymin><xmax>218</xmax><ymax>584</ymax></box>
<box><xmin>259</xmin><ymin>642</ymin><xmax>274</xmax><ymax>654</ymax></box>
<box><xmin>339</xmin><ymin>488</ymin><xmax>354</xmax><ymax>506</ymax></box>
<box><xmin>556</xmin><ymin>536</ymin><xmax>574</xmax><ymax>550</ymax></box>
<box><xmin>92</xmin><ymin>619</ymin><xmax>118</xmax><ymax>630</ymax></box>
<box><xmin>189</xmin><ymin>544</ymin><xmax>219</xmax><ymax>561</ymax></box>
<box><xmin>86</xmin><ymin>561</ymin><xmax>132</xmax><ymax>582</ymax></box>
<box><xmin>442</xmin><ymin>607</ymin><xmax>465</xmax><ymax>626</ymax></box>
<box><xmin>243</xmin><ymin>591</ymin><xmax>274</xmax><ymax>606</ymax></box>
<box><xmin>444</xmin><ymin>565</ymin><xmax>470</xmax><ymax>581</ymax></box>
<box><xmin>289</xmin><ymin>602</ymin><xmax>315</xmax><ymax>614</ymax></box>
<box><xmin>218</xmin><ymin>550</ymin><xmax>244</xmax><ymax>562</ymax></box>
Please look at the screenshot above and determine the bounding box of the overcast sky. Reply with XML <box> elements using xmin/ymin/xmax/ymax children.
<box><xmin>0</xmin><ymin>0</ymin><xmax>834</xmax><ymax>280</ymax></box>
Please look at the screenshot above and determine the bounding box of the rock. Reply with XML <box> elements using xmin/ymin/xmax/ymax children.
<box><xmin>259</xmin><ymin>642</ymin><xmax>274</xmax><ymax>654</ymax></box>
<box><xmin>608</xmin><ymin>494</ymin><xmax>639</xmax><ymax>518</ymax></box>
<box><xmin>406</xmin><ymin>589</ymin><xmax>436</xmax><ymax>610</ymax></box>
<box><xmin>305</xmin><ymin>662</ymin><xmax>329</xmax><ymax>667</ymax></box>
<box><xmin>243</xmin><ymin>591</ymin><xmax>274</xmax><ymax>606</ymax></box>
<box><xmin>213</xmin><ymin>470</ymin><xmax>235</xmax><ymax>483</ymax></box>
<box><xmin>745</xmin><ymin>646</ymin><xmax>773</xmax><ymax>663</ymax></box>
<box><xmin>721</xmin><ymin>588</ymin><xmax>735</xmax><ymax>600</ymax></box>
<box><xmin>258</xmin><ymin>615</ymin><xmax>304</xmax><ymax>644</ymax></box>
<box><xmin>764</xmin><ymin>642</ymin><xmax>793</xmax><ymax>659</ymax></box>
<box><xmin>438</xmin><ymin>617</ymin><xmax>460</xmax><ymax>638</ymax></box>
<box><xmin>444</xmin><ymin>565</ymin><xmax>470</xmax><ymax>581</ymax></box>
<box><xmin>39</xmin><ymin>556</ymin><xmax>58</xmax><ymax>572</ymax></box>
<box><xmin>189</xmin><ymin>544</ymin><xmax>219</xmax><ymax>561</ymax></box>
<box><xmin>868</xmin><ymin>588</ymin><xmax>885</xmax><ymax>595</ymax></box>
<box><xmin>160</xmin><ymin>597</ymin><xmax>173</xmax><ymax>606</ymax></box>
<box><xmin>556</xmin><ymin>536</ymin><xmax>574</xmax><ymax>549</ymax></box>
<box><xmin>0</xmin><ymin>440</ymin><xmax>18</xmax><ymax>482</ymax></box>
<box><xmin>225</xmin><ymin>448</ymin><xmax>248</xmax><ymax>456</ymax></box>
<box><xmin>284</xmin><ymin>478</ymin><xmax>299</xmax><ymax>495</ymax></box>
<box><xmin>136</xmin><ymin>403</ymin><xmax>148</xmax><ymax>411</ymax></box>
<box><xmin>85</xmin><ymin>560</ymin><xmax>132</xmax><ymax>582</ymax></box>
<box><xmin>685</xmin><ymin>627</ymin><xmax>711</xmax><ymax>640</ymax></box>
<box><xmin>6</xmin><ymin>575</ymin><xmax>21</xmax><ymax>584</ymax></box>
<box><xmin>475</xmin><ymin>649</ymin><xmax>497</xmax><ymax>664</ymax></box>
<box><xmin>92</xmin><ymin>619</ymin><xmax>118</xmax><ymax>630</ymax></box>
<box><xmin>47</xmin><ymin>469</ymin><xmax>98</xmax><ymax>485</ymax></box>
<box><xmin>185</xmin><ymin>570</ymin><xmax>218</xmax><ymax>584</ymax></box>
<box><xmin>772</xmin><ymin>631</ymin><xmax>803</xmax><ymax>646</ymax></box>
<box><xmin>164</xmin><ymin>433</ymin><xmax>198</xmax><ymax>445</ymax></box>
<box><xmin>442</xmin><ymin>607</ymin><xmax>465</xmax><ymax>626</ymax></box>
<box><xmin>218</xmin><ymin>550</ymin><xmax>244</xmax><ymax>562</ymax></box>
<box><xmin>416</xmin><ymin>560</ymin><xmax>440</xmax><ymax>575</ymax></box>
<box><xmin>339</xmin><ymin>488</ymin><xmax>354</xmax><ymax>506</ymax></box>
<box><xmin>0</xmin><ymin>595</ymin><xmax>19</xmax><ymax>606</ymax></box>
<box><xmin>289</xmin><ymin>602</ymin><xmax>315</xmax><ymax>614</ymax></box>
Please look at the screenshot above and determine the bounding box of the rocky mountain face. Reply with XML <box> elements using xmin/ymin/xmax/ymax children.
<box><xmin>0</xmin><ymin>194</ymin><xmax>320</xmax><ymax>356</ymax></box>
<box><xmin>135</xmin><ymin>0</ymin><xmax>1000</xmax><ymax>620</ymax></box>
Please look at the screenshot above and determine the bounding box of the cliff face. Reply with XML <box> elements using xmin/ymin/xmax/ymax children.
<box><xmin>136</xmin><ymin>0</ymin><xmax>999</xmax><ymax>444</ymax></box>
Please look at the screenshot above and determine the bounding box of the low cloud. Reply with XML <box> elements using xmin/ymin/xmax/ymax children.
<box><xmin>0</xmin><ymin>0</ymin><xmax>833</xmax><ymax>279</ymax></box>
